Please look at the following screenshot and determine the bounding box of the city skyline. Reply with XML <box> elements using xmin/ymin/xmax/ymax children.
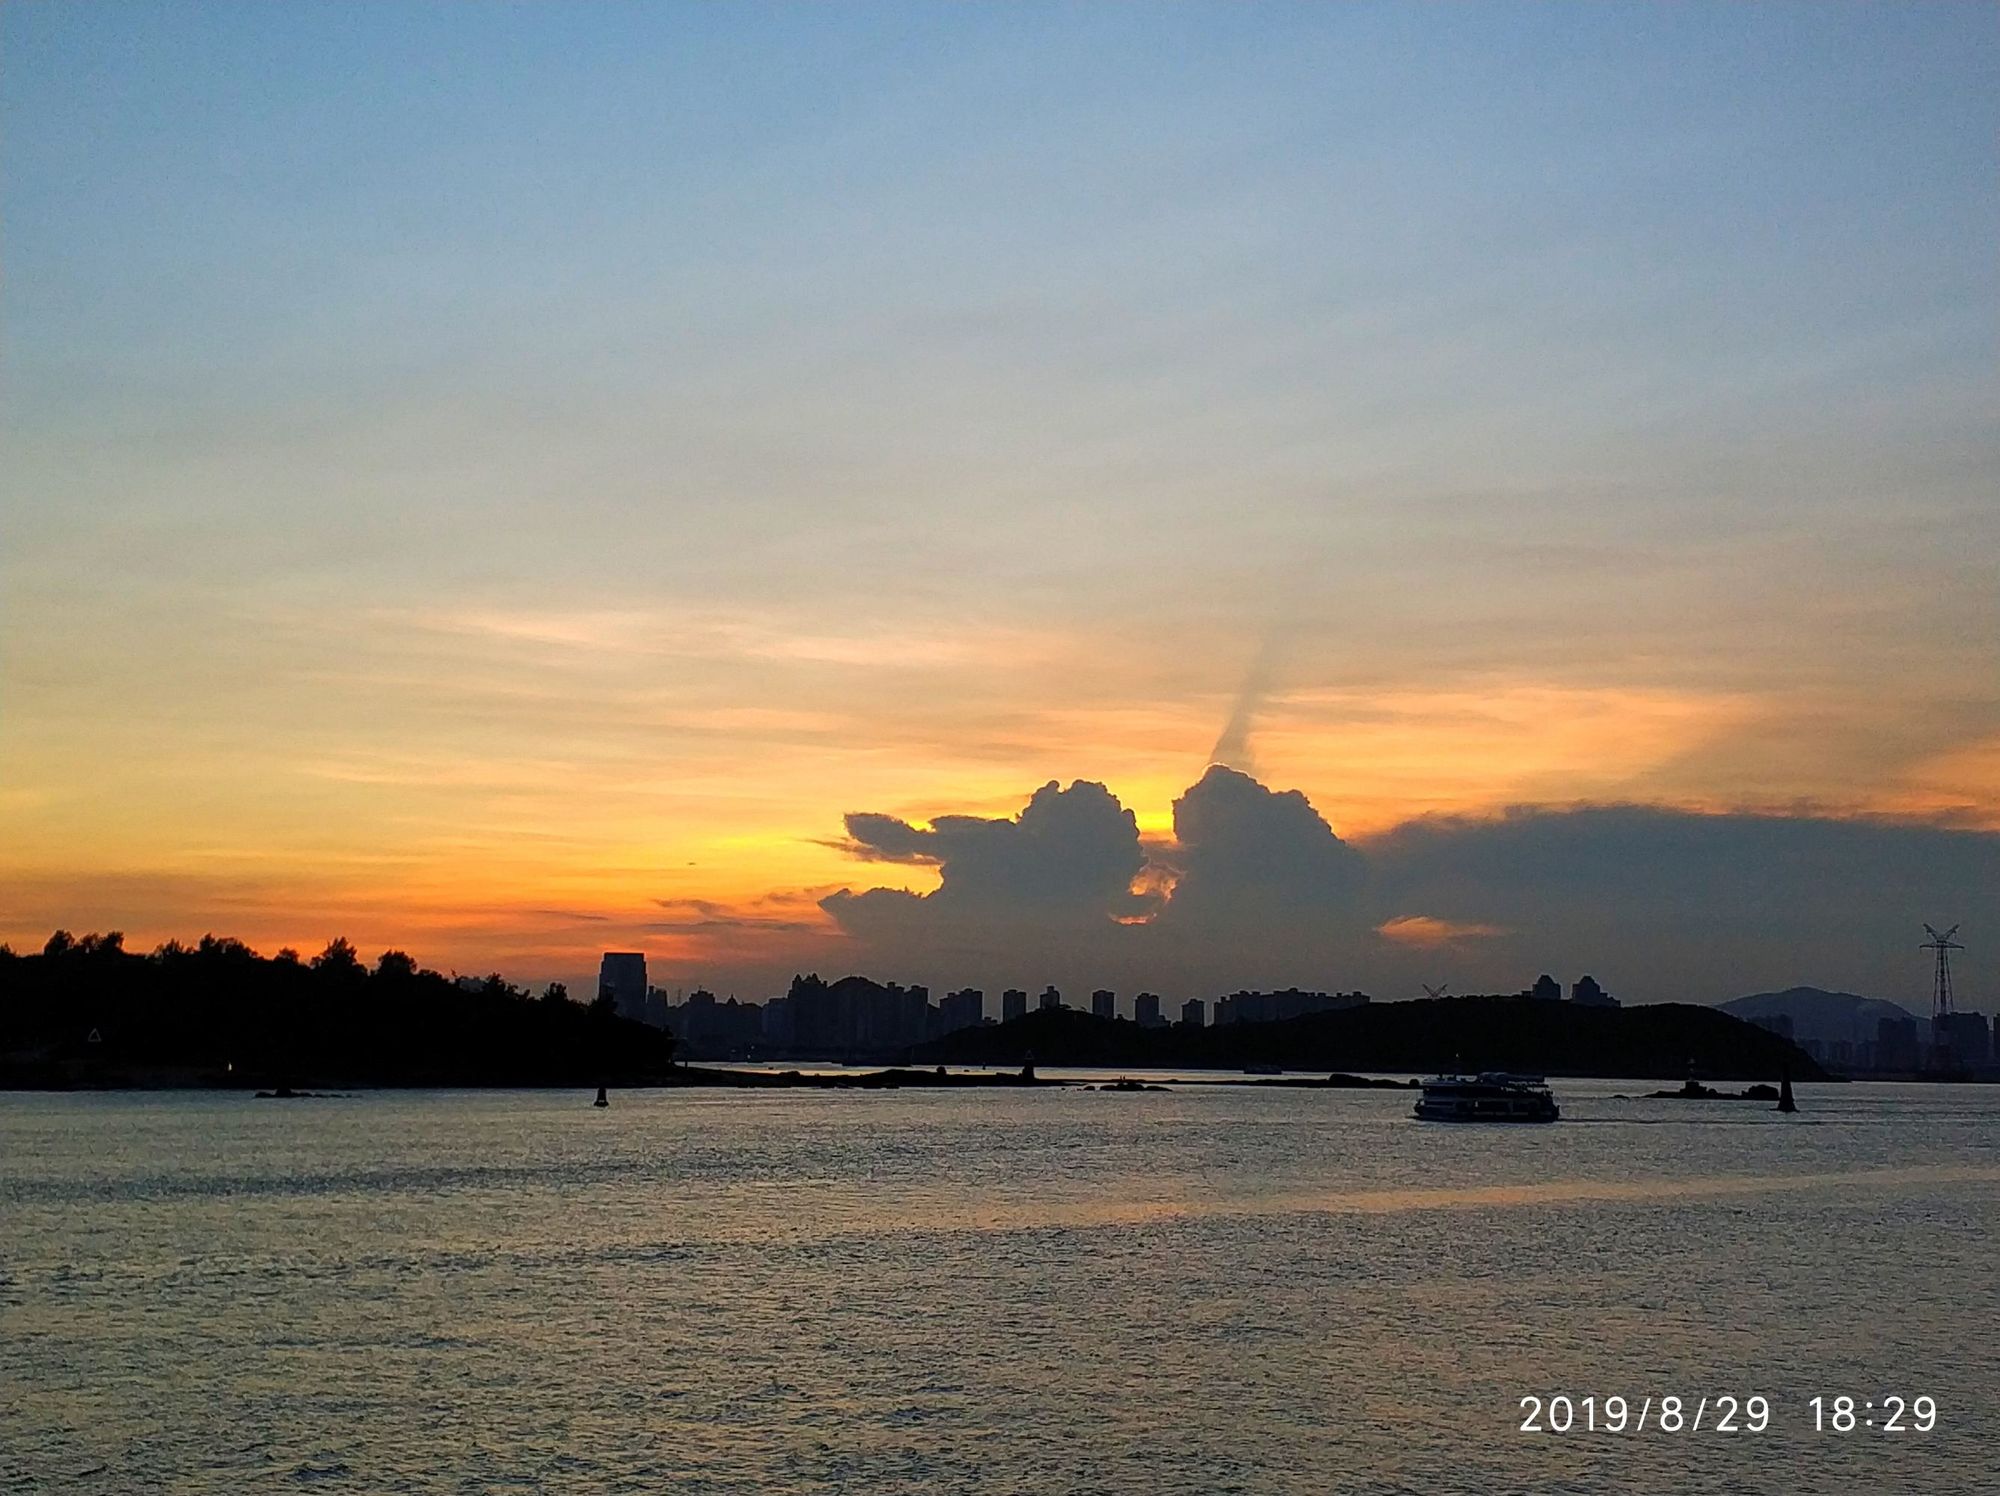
<box><xmin>4</xmin><ymin>5</ymin><xmax>1996</xmax><ymax>1006</ymax></box>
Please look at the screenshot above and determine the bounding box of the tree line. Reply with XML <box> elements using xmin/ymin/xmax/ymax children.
<box><xmin>0</xmin><ymin>931</ymin><xmax>675</xmax><ymax>1088</ymax></box>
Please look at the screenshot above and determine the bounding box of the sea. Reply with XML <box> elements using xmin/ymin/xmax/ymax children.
<box><xmin>3</xmin><ymin>1077</ymin><xmax>1994</xmax><ymax>1495</ymax></box>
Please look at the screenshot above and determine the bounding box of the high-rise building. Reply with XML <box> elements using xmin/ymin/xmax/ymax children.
<box><xmin>1038</xmin><ymin>985</ymin><xmax>1062</xmax><ymax>1011</ymax></box>
<box><xmin>1180</xmin><ymin>998</ymin><xmax>1206</xmax><ymax>1027</ymax></box>
<box><xmin>940</xmin><ymin>988</ymin><xmax>983</xmax><ymax>1033</ymax></box>
<box><xmin>1134</xmin><ymin>992</ymin><xmax>1163</xmax><ymax>1028</ymax></box>
<box><xmin>1213</xmin><ymin>989</ymin><xmax>1368</xmax><ymax>1025</ymax></box>
<box><xmin>1876</xmin><ymin>1014</ymin><xmax>1920</xmax><ymax>1071</ymax></box>
<box><xmin>678</xmin><ymin>988</ymin><xmax>717</xmax><ymax>1047</ymax></box>
<box><xmin>1933</xmin><ymin>1010</ymin><xmax>1991</xmax><ymax>1069</ymax></box>
<box><xmin>1091</xmin><ymin>989</ymin><xmax>1116</xmax><ymax>1020</ymax></box>
<box><xmin>1531</xmin><ymin>974</ymin><xmax>1562</xmax><ymax>1001</ymax></box>
<box><xmin>598</xmin><ymin>952</ymin><xmax>648</xmax><ymax>1022</ymax></box>
<box><xmin>1570</xmin><ymin>976</ymin><xmax>1619</xmax><ymax>1008</ymax></box>
<box><xmin>1002</xmin><ymin>988</ymin><xmax>1028</xmax><ymax>1022</ymax></box>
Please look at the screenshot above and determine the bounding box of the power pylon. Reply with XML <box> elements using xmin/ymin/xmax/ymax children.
<box><xmin>1921</xmin><ymin>923</ymin><xmax>1963</xmax><ymax>1022</ymax></box>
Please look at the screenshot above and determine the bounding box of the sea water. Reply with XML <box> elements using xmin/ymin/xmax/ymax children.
<box><xmin>4</xmin><ymin>1080</ymin><xmax>1994</xmax><ymax>1494</ymax></box>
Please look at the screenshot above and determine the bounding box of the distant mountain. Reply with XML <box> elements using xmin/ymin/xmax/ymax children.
<box><xmin>1720</xmin><ymin>987</ymin><xmax>1922</xmax><ymax>1046</ymax></box>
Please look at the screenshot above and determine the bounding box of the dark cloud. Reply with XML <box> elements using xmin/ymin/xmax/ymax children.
<box><xmin>822</xmin><ymin>780</ymin><xmax>1149</xmax><ymax>940</ymax></box>
<box><xmin>1365</xmin><ymin>804</ymin><xmax>2000</xmax><ymax>1000</ymax></box>
<box><xmin>1158</xmin><ymin>765</ymin><xmax>1367</xmax><ymax>927</ymax></box>
<box><xmin>833</xmin><ymin>813</ymin><xmax>940</xmax><ymax>864</ymax></box>
<box><xmin>811</xmin><ymin>770</ymin><xmax>2000</xmax><ymax>1004</ymax></box>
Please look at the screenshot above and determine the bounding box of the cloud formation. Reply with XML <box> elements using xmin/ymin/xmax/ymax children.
<box><xmin>1376</xmin><ymin>915</ymin><xmax>1511</xmax><ymax>947</ymax></box>
<box><xmin>1156</xmin><ymin>765</ymin><xmax>1367</xmax><ymax>929</ymax></box>
<box><xmin>821</xmin><ymin>780</ymin><xmax>1150</xmax><ymax>941</ymax></box>
<box><xmin>816</xmin><ymin>771</ymin><xmax>2000</xmax><ymax>1005</ymax></box>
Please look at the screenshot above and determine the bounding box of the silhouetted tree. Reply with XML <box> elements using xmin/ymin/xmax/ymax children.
<box><xmin>311</xmin><ymin>938</ymin><xmax>363</xmax><ymax>976</ymax></box>
<box><xmin>540</xmin><ymin>981</ymin><xmax>569</xmax><ymax>1006</ymax></box>
<box><xmin>275</xmin><ymin>947</ymin><xmax>301</xmax><ymax>964</ymax></box>
<box><xmin>0</xmin><ymin>932</ymin><xmax>681</xmax><ymax>1087</ymax></box>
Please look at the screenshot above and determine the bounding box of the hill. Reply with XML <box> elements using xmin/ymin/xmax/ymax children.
<box><xmin>915</xmin><ymin>996</ymin><xmax>1826</xmax><ymax>1081</ymax></box>
<box><xmin>1720</xmin><ymin>986</ymin><xmax>1921</xmax><ymax>1046</ymax></box>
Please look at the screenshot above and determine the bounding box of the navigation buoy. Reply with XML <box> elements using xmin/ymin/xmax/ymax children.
<box><xmin>1776</xmin><ymin>1068</ymin><xmax>1797</xmax><ymax>1114</ymax></box>
<box><xmin>594</xmin><ymin>1085</ymin><xmax>609</xmax><ymax>1108</ymax></box>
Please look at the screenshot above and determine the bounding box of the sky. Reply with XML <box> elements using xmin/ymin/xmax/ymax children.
<box><xmin>3</xmin><ymin>3</ymin><xmax>1996</xmax><ymax>1011</ymax></box>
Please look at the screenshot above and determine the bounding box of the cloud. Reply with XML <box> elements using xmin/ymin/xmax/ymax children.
<box><xmin>821</xmin><ymin>780</ymin><xmax>1150</xmax><ymax>941</ymax></box>
<box><xmin>1365</xmin><ymin>803</ymin><xmax>2000</xmax><ymax>998</ymax></box>
<box><xmin>831</xmin><ymin>813</ymin><xmax>942</xmax><ymax>864</ymax></box>
<box><xmin>1209</xmin><ymin>636</ymin><xmax>1285</xmax><ymax>775</ymax></box>
<box><xmin>805</xmin><ymin>772</ymin><xmax>2000</xmax><ymax>1003</ymax></box>
<box><xmin>1376</xmin><ymin>914</ymin><xmax>1511</xmax><ymax>947</ymax></box>
<box><xmin>1157</xmin><ymin>764</ymin><xmax>1367</xmax><ymax>928</ymax></box>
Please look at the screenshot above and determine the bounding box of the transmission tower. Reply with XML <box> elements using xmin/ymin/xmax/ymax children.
<box><xmin>1921</xmin><ymin>923</ymin><xmax>1962</xmax><ymax>1022</ymax></box>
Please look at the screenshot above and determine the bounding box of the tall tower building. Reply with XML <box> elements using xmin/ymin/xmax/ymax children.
<box><xmin>598</xmin><ymin>952</ymin><xmax>649</xmax><ymax>1022</ymax></box>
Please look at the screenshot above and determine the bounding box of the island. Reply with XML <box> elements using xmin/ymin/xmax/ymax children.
<box><xmin>911</xmin><ymin>998</ymin><xmax>1826</xmax><ymax>1082</ymax></box>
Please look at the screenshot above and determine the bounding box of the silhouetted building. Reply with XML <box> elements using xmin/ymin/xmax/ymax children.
<box><xmin>764</xmin><ymin>974</ymin><xmax>934</xmax><ymax>1057</ymax></box>
<box><xmin>664</xmin><ymin>988</ymin><xmax>769</xmax><ymax>1057</ymax></box>
<box><xmin>940</xmin><ymin>988</ymin><xmax>983</xmax><ymax>1033</ymax></box>
<box><xmin>1134</xmin><ymin>992</ymin><xmax>1163</xmax><ymax>1028</ymax></box>
<box><xmin>1180</xmin><ymin>998</ymin><xmax>1206</xmax><ymax>1028</ymax></box>
<box><xmin>598</xmin><ymin>952</ymin><xmax>648</xmax><ymax>1022</ymax></box>
<box><xmin>1531</xmin><ymin>973</ymin><xmax>1562</xmax><ymax>1002</ymax></box>
<box><xmin>1932</xmin><ymin>1011</ymin><xmax>1991</xmax><ymax>1069</ymax></box>
<box><xmin>1569</xmin><ymin>975</ymin><xmax>1619</xmax><ymax>1008</ymax></box>
<box><xmin>1214</xmin><ymin>989</ymin><xmax>1368</xmax><ymax>1025</ymax></box>
<box><xmin>678</xmin><ymin>988</ymin><xmax>716</xmax><ymax>1046</ymax></box>
<box><xmin>1002</xmin><ymin>988</ymin><xmax>1027</xmax><ymax>1022</ymax></box>
<box><xmin>1038</xmin><ymin>985</ymin><xmax>1062</xmax><ymax>1011</ymax></box>
<box><xmin>761</xmin><ymin>993</ymin><xmax>796</xmax><ymax>1048</ymax></box>
<box><xmin>1876</xmin><ymin>1014</ymin><xmax>1920</xmax><ymax>1071</ymax></box>
<box><xmin>1091</xmin><ymin>989</ymin><xmax>1116</xmax><ymax>1020</ymax></box>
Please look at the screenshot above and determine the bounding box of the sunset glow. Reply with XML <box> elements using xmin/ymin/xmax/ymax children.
<box><xmin>3</xmin><ymin>4</ymin><xmax>1994</xmax><ymax>1007</ymax></box>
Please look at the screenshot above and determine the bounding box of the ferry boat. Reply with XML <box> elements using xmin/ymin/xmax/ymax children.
<box><xmin>1413</xmin><ymin>1072</ymin><xmax>1559</xmax><ymax>1123</ymax></box>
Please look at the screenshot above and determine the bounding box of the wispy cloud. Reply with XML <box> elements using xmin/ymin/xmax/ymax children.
<box><xmin>1375</xmin><ymin>914</ymin><xmax>1511</xmax><ymax>947</ymax></box>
